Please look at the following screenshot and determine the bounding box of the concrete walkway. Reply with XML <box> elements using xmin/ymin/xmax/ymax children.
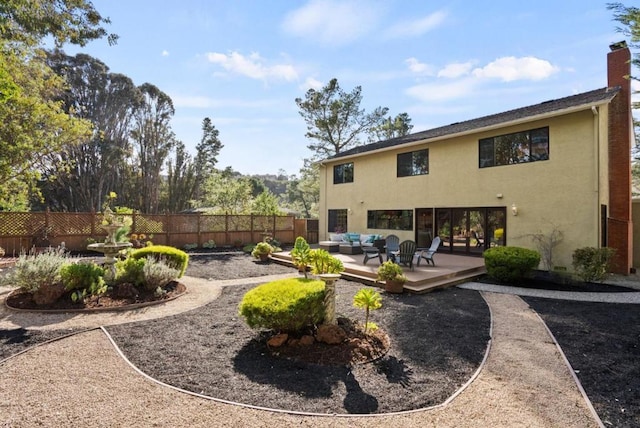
<box><xmin>459</xmin><ymin>282</ymin><xmax>640</xmax><ymax>304</ymax></box>
<box><xmin>0</xmin><ymin>276</ymin><xmax>610</xmax><ymax>427</ymax></box>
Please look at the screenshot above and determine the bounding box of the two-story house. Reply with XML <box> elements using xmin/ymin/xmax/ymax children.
<box><xmin>319</xmin><ymin>42</ymin><xmax>634</xmax><ymax>274</ymax></box>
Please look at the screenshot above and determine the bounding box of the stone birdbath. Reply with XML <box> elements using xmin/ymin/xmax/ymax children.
<box><xmin>87</xmin><ymin>223</ymin><xmax>132</xmax><ymax>281</ymax></box>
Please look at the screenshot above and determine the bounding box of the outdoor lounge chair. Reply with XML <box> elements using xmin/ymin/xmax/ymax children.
<box><xmin>385</xmin><ymin>234</ymin><xmax>400</xmax><ymax>261</ymax></box>
<box><xmin>416</xmin><ymin>236</ymin><xmax>441</xmax><ymax>266</ymax></box>
<box><xmin>362</xmin><ymin>239</ymin><xmax>385</xmax><ymax>265</ymax></box>
<box><xmin>471</xmin><ymin>230</ymin><xmax>483</xmax><ymax>248</ymax></box>
<box><xmin>397</xmin><ymin>240</ymin><xmax>417</xmax><ymax>270</ymax></box>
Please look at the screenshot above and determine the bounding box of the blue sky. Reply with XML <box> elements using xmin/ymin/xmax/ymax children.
<box><xmin>64</xmin><ymin>0</ymin><xmax>631</xmax><ymax>176</ymax></box>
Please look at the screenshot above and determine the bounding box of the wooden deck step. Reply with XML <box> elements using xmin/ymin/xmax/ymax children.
<box><xmin>271</xmin><ymin>251</ymin><xmax>486</xmax><ymax>293</ymax></box>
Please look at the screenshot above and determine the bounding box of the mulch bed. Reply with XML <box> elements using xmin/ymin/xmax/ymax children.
<box><xmin>5</xmin><ymin>281</ymin><xmax>186</xmax><ymax>311</ymax></box>
<box><xmin>105</xmin><ymin>281</ymin><xmax>491</xmax><ymax>415</ymax></box>
<box><xmin>523</xmin><ymin>297</ymin><xmax>640</xmax><ymax>428</ymax></box>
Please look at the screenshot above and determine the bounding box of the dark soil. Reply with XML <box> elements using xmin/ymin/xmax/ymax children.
<box><xmin>105</xmin><ymin>281</ymin><xmax>491</xmax><ymax>415</ymax></box>
<box><xmin>523</xmin><ymin>297</ymin><xmax>640</xmax><ymax>428</ymax></box>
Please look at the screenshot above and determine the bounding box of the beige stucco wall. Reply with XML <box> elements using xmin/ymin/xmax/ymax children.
<box><xmin>320</xmin><ymin>107</ymin><xmax>610</xmax><ymax>270</ymax></box>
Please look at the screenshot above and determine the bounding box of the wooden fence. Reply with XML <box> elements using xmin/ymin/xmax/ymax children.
<box><xmin>0</xmin><ymin>211</ymin><xmax>318</xmax><ymax>256</ymax></box>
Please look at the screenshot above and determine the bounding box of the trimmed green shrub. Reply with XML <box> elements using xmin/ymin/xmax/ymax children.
<box><xmin>238</xmin><ymin>278</ymin><xmax>326</xmax><ymax>333</ymax></box>
<box><xmin>130</xmin><ymin>245</ymin><xmax>189</xmax><ymax>277</ymax></box>
<box><xmin>60</xmin><ymin>261</ymin><xmax>107</xmax><ymax>302</ymax></box>
<box><xmin>114</xmin><ymin>257</ymin><xmax>146</xmax><ymax>287</ymax></box>
<box><xmin>483</xmin><ymin>246</ymin><xmax>540</xmax><ymax>283</ymax></box>
<box><xmin>572</xmin><ymin>247</ymin><xmax>616</xmax><ymax>283</ymax></box>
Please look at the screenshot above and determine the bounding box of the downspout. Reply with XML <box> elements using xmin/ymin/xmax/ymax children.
<box><xmin>319</xmin><ymin>162</ymin><xmax>327</xmax><ymax>241</ymax></box>
<box><xmin>592</xmin><ymin>105</ymin><xmax>600</xmax><ymax>247</ymax></box>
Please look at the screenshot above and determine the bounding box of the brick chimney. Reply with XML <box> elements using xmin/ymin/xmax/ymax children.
<box><xmin>606</xmin><ymin>41</ymin><xmax>633</xmax><ymax>274</ymax></box>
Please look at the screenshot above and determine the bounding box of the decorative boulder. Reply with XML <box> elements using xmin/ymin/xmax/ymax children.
<box><xmin>316</xmin><ymin>324</ymin><xmax>347</xmax><ymax>345</ymax></box>
<box><xmin>267</xmin><ymin>333</ymin><xmax>289</xmax><ymax>348</ymax></box>
<box><xmin>32</xmin><ymin>282</ymin><xmax>66</xmax><ymax>306</ymax></box>
<box><xmin>112</xmin><ymin>283</ymin><xmax>140</xmax><ymax>299</ymax></box>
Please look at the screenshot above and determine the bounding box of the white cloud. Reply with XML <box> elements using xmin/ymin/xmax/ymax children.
<box><xmin>282</xmin><ymin>0</ymin><xmax>381</xmax><ymax>46</ymax></box>
<box><xmin>384</xmin><ymin>10</ymin><xmax>447</xmax><ymax>39</ymax></box>
<box><xmin>472</xmin><ymin>56</ymin><xmax>559</xmax><ymax>82</ymax></box>
<box><xmin>405</xmin><ymin>57</ymin><xmax>434</xmax><ymax>75</ymax></box>
<box><xmin>205</xmin><ymin>51</ymin><xmax>298</xmax><ymax>82</ymax></box>
<box><xmin>300</xmin><ymin>77</ymin><xmax>324</xmax><ymax>91</ymax></box>
<box><xmin>405</xmin><ymin>79</ymin><xmax>476</xmax><ymax>102</ymax></box>
<box><xmin>161</xmin><ymin>50</ymin><xmax>170</xmax><ymax>57</ymax></box>
<box><xmin>438</xmin><ymin>61</ymin><xmax>474</xmax><ymax>79</ymax></box>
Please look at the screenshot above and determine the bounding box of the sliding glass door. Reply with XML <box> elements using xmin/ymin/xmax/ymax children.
<box><xmin>434</xmin><ymin>207</ymin><xmax>506</xmax><ymax>255</ymax></box>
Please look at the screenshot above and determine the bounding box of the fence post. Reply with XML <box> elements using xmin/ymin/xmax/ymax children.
<box><xmin>225</xmin><ymin>212</ymin><xmax>229</xmax><ymax>247</ymax></box>
<box><xmin>132</xmin><ymin>212</ymin><xmax>137</xmax><ymax>235</ymax></box>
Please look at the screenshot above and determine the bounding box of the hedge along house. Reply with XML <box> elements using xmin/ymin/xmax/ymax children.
<box><xmin>318</xmin><ymin>42</ymin><xmax>634</xmax><ymax>275</ymax></box>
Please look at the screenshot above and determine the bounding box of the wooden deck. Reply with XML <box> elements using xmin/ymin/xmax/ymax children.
<box><xmin>271</xmin><ymin>250</ymin><xmax>486</xmax><ymax>294</ymax></box>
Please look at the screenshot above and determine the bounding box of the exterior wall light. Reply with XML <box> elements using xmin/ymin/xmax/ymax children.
<box><xmin>511</xmin><ymin>203</ymin><xmax>518</xmax><ymax>216</ymax></box>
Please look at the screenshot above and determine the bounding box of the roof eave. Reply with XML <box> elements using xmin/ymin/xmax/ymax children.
<box><xmin>321</xmin><ymin>99</ymin><xmax>613</xmax><ymax>164</ymax></box>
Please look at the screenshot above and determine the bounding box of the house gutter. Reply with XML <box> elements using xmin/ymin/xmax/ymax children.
<box><xmin>592</xmin><ymin>105</ymin><xmax>601</xmax><ymax>247</ymax></box>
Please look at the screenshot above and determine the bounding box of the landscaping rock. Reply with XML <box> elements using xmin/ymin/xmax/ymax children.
<box><xmin>267</xmin><ymin>333</ymin><xmax>288</xmax><ymax>347</ymax></box>
<box><xmin>32</xmin><ymin>282</ymin><xmax>65</xmax><ymax>306</ymax></box>
<box><xmin>111</xmin><ymin>283</ymin><xmax>140</xmax><ymax>299</ymax></box>
<box><xmin>315</xmin><ymin>324</ymin><xmax>346</xmax><ymax>344</ymax></box>
<box><xmin>299</xmin><ymin>335</ymin><xmax>315</xmax><ymax>346</ymax></box>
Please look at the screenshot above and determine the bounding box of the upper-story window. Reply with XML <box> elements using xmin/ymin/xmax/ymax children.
<box><xmin>479</xmin><ymin>127</ymin><xmax>549</xmax><ymax>168</ymax></box>
<box><xmin>397</xmin><ymin>149</ymin><xmax>429</xmax><ymax>177</ymax></box>
<box><xmin>333</xmin><ymin>162</ymin><xmax>354</xmax><ymax>184</ymax></box>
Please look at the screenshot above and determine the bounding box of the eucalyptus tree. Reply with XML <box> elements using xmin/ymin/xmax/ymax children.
<box><xmin>295</xmin><ymin>78</ymin><xmax>389</xmax><ymax>159</ymax></box>
<box><xmin>131</xmin><ymin>83</ymin><xmax>176</xmax><ymax>213</ymax></box>
<box><xmin>164</xmin><ymin>141</ymin><xmax>197</xmax><ymax>213</ymax></box>
<box><xmin>42</xmin><ymin>51</ymin><xmax>141</xmax><ymax>211</ymax></box>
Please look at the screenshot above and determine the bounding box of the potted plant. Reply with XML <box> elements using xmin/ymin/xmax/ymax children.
<box><xmin>290</xmin><ymin>236</ymin><xmax>312</xmax><ymax>277</ymax></box>
<box><xmin>252</xmin><ymin>241</ymin><xmax>274</xmax><ymax>262</ymax></box>
<box><xmin>377</xmin><ymin>260</ymin><xmax>407</xmax><ymax>293</ymax></box>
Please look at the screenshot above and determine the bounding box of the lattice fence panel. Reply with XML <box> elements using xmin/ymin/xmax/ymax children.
<box><xmin>197</xmin><ymin>215</ymin><xmax>224</xmax><ymax>232</ymax></box>
<box><xmin>134</xmin><ymin>215</ymin><xmax>166</xmax><ymax>234</ymax></box>
<box><xmin>227</xmin><ymin>215</ymin><xmax>252</xmax><ymax>231</ymax></box>
<box><xmin>274</xmin><ymin>216</ymin><xmax>294</xmax><ymax>231</ymax></box>
<box><xmin>0</xmin><ymin>212</ymin><xmax>44</xmax><ymax>235</ymax></box>
<box><xmin>252</xmin><ymin>215</ymin><xmax>274</xmax><ymax>233</ymax></box>
<box><xmin>49</xmin><ymin>212</ymin><xmax>94</xmax><ymax>235</ymax></box>
<box><xmin>168</xmin><ymin>215</ymin><xmax>199</xmax><ymax>233</ymax></box>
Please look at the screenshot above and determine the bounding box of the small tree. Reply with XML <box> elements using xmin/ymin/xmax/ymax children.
<box><xmin>353</xmin><ymin>288</ymin><xmax>382</xmax><ymax>333</ymax></box>
<box><xmin>523</xmin><ymin>223</ymin><xmax>564</xmax><ymax>271</ymax></box>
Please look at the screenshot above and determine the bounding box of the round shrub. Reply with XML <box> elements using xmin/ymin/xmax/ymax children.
<box><xmin>483</xmin><ymin>246</ymin><xmax>540</xmax><ymax>283</ymax></box>
<box><xmin>114</xmin><ymin>256</ymin><xmax>146</xmax><ymax>287</ymax></box>
<box><xmin>238</xmin><ymin>278</ymin><xmax>326</xmax><ymax>334</ymax></box>
<box><xmin>130</xmin><ymin>245</ymin><xmax>189</xmax><ymax>278</ymax></box>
